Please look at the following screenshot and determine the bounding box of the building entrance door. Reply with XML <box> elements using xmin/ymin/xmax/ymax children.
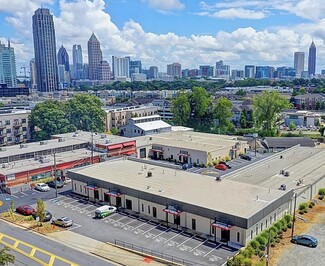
<box><xmin>153</xmin><ymin>207</ymin><xmax>157</xmax><ymax>218</ymax></box>
<box><xmin>116</xmin><ymin>197</ymin><xmax>122</xmax><ymax>207</ymax></box>
<box><xmin>94</xmin><ymin>190</ymin><xmax>99</xmax><ymax>200</ymax></box>
<box><xmin>221</xmin><ymin>229</ymin><xmax>230</xmax><ymax>242</ymax></box>
<box><xmin>126</xmin><ymin>199</ymin><xmax>132</xmax><ymax>210</ymax></box>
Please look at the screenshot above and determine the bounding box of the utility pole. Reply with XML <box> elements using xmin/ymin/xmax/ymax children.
<box><xmin>291</xmin><ymin>193</ymin><xmax>297</xmax><ymax>239</ymax></box>
<box><xmin>266</xmin><ymin>228</ymin><xmax>271</xmax><ymax>266</ymax></box>
<box><xmin>53</xmin><ymin>151</ymin><xmax>58</xmax><ymax>198</ymax></box>
<box><xmin>91</xmin><ymin>131</ymin><xmax>94</xmax><ymax>164</ymax></box>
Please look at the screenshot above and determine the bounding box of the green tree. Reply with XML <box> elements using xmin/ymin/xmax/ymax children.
<box><xmin>289</xmin><ymin>121</ymin><xmax>296</xmax><ymax>131</ymax></box>
<box><xmin>240</xmin><ymin>109</ymin><xmax>247</xmax><ymax>128</ymax></box>
<box><xmin>0</xmin><ymin>246</ymin><xmax>15</xmax><ymax>266</ymax></box>
<box><xmin>171</xmin><ymin>92</ymin><xmax>191</xmax><ymax>126</ymax></box>
<box><xmin>36</xmin><ymin>198</ymin><xmax>46</xmax><ymax>226</ymax></box>
<box><xmin>66</xmin><ymin>94</ymin><xmax>106</xmax><ymax>132</ymax></box>
<box><xmin>110</xmin><ymin>127</ymin><xmax>120</xmax><ymax>135</ymax></box>
<box><xmin>30</xmin><ymin>101</ymin><xmax>76</xmax><ymax>141</ymax></box>
<box><xmin>299</xmin><ymin>88</ymin><xmax>306</xmax><ymax>94</ymax></box>
<box><xmin>301</xmin><ymin>102</ymin><xmax>306</xmax><ymax>110</ymax></box>
<box><xmin>9</xmin><ymin>200</ymin><xmax>15</xmax><ymax>221</ymax></box>
<box><xmin>315</xmin><ymin>101</ymin><xmax>320</xmax><ymax>110</ymax></box>
<box><xmin>190</xmin><ymin>87</ymin><xmax>212</xmax><ymax>127</ymax></box>
<box><xmin>213</xmin><ymin>97</ymin><xmax>234</xmax><ymax>134</ymax></box>
<box><xmin>253</xmin><ymin>91</ymin><xmax>291</xmax><ymax>136</ymax></box>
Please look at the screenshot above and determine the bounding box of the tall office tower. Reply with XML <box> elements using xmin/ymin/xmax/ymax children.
<box><xmin>294</xmin><ymin>52</ymin><xmax>305</xmax><ymax>77</ymax></box>
<box><xmin>231</xmin><ymin>70</ymin><xmax>244</xmax><ymax>79</ymax></box>
<box><xmin>87</xmin><ymin>33</ymin><xmax>102</xmax><ymax>80</ymax></box>
<box><xmin>30</xmin><ymin>58</ymin><xmax>37</xmax><ymax>89</ymax></box>
<box><xmin>32</xmin><ymin>8</ymin><xmax>58</xmax><ymax>92</ymax></box>
<box><xmin>244</xmin><ymin>65</ymin><xmax>255</xmax><ymax>78</ymax></box>
<box><xmin>148</xmin><ymin>66</ymin><xmax>158</xmax><ymax>79</ymax></box>
<box><xmin>255</xmin><ymin>66</ymin><xmax>274</xmax><ymax>79</ymax></box>
<box><xmin>97</xmin><ymin>60</ymin><xmax>111</xmax><ymax>80</ymax></box>
<box><xmin>57</xmin><ymin>45</ymin><xmax>70</xmax><ymax>72</ymax></box>
<box><xmin>308</xmin><ymin>41</ymin><xmax>316</xmax><ymax>76</ymax></box>
<box><xmin>167</xmin><ymin>62</ymin><xmax>182</xmax><ymax>78</ymax></box>
<box><xmin>215</xmin><ymin>60</ymin><xmax>230</xmax><ymax>79</ymax></box>
<box><xmin>199</xmin><ymin>65</ymin><xmax>214</xmax><ymax>77</ymax></box>
<box><xmin>112</xmin><ymin>56</ymin><xmax>130</xmax><ymax>79</ymax></box>
<box><xmin>0</xmin><ymin>40</ymin><xmax>17</xmax><ymax>87</ymax></box>
<box><xmin>72</xmin><ymin>44</ymin><xmax>83</xmax><ymax>80</ymax></box>
<box><xmin>129</xmin><ymin>60</ymin><xmax>142</xmax><ymax>76</ymax></box>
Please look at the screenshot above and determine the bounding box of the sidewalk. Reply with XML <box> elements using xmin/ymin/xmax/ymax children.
<box><xmin>47</xmin><ymin>230</ymin><xmax>175</xmax><ymax>266</ymax></box>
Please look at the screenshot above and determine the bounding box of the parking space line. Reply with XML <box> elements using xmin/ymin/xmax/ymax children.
<box><xmin>203</xmin><ymin>243</ymin><xmax>222</xmax><ymax>257</ymax></box>
<box><xmin>114</xmin><ymin>213</ymin><xmax>132</xmax><ymax>223</ymax></box>
<box><xmin>190</xmin><ymin>239</ymin><xmax>208</xmax><ymax>252</ymax></box>
<box><xmin>177</xmin><ymin>235</ymin><xmax>195</xmax><ymax>247</ymax></box>
<box><xmin>164</xmin><ymin>230</ymin><xmax>185</xmax><ymax>243</ymax></box>
<box><xmin>152</xmin><ymin>227</ymin><xmax>170</xmax><ymax>239</ymax></box>
<box><xmin>141</xmin><ymin>223</ymin><xmax>162</xmax><ymax>235</ymax></box>
<box><xmin>131</xmin><ymin>220</ymin><xmax>149</xmax><ymax>231</ymax></box>
<box><xmin>10</xmin><ymin>195</ymin><xmax>18</xmax><ymax>198</ymax></box>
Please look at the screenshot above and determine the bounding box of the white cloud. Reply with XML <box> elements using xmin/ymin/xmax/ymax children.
<box><xmin>142</xmin><ymin>0</ymin><xmax>185</xmax><ymax>11</ymax></box>
<box><xmin>198</xmin><ymin>8</ymin><xmax>267</xmax><ymax>20</ymax></box>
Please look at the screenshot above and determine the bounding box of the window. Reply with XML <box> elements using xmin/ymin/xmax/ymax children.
<box><xmin>141</xmin><ymin>204</ymin><xmax>144</xmax><ymax>212</ymax></box>
<box><xmin>237</xmin><ymin>232</ymin><xmax>240</xmax><ymax>242</ymax></box>
<box><xmin>256</xmin><ymin>224</ymin><xmax>258</xmax><ymax>235</ymax></box>
<box><xmin>171</xmin><ymin>155</ymin><xmax>173</xmax><ymax>160</ymax></box>
<box><xmin>274</xmin><ymin>213</ymin><xmax>277</xmax><ymax>221</ymax></box>
<box><xmin>5</xmin><ymin>120</ymin><xmax>10</xmax><ymax>125</ymax></box>
<box><xmin>74</xmin><ymin>184</ymin><xmax>76</xmax><ymax>191</ymax></box>
<box><xmin>148</xmin><ymin>206</ymin><xmax>150</xmax><ymax>214</ymax></box>
<box><xmin>261</xmin><ymin>223</ymin><xmax>263</xmax><ymax>231</ymax></box>
<box><xmin>211</xmin><ymin>226</ymin><xmax>215</xmax><ymax>235</ymax></box>
<box><xmin>266</xmin><ymin>219</ymin><xmax>268</xmax><ymax>228</ymax></box>
<box><xmin>80</xmin><ymin>185</ymin><xmax>82</xmax><ymax>192</ymax></box>
<box><xmin>251</xmin><ymin>230</ymin><xmax>253</xmax><ymax>239</ymax></box>
<box><xmin>7</xmin><ymin>137</ymin><xmax>12</xmax><ymax>142</ymax></box>
<box><xmin>270</xmin><ymin>216</ymin><xmax>273</xmax><ymax>224</ymax></box>
<box><xmin>192</xmin><ymin>219</ymin><xmax>196</xmax><ymax>231</ymax></box>
<box><xmin>22</xmin><ymin>127</ymin><xmax>27</xmax><ymax>131</ymax></box>
<box><xmin>22</xmin><ymin>118</ymin><xmax>26</xmax><ymax>123</ymax></box>
<box><xmin>6</xmin><ymin>129</ymin><xmax>11</xmax><ymax>133</ymax></box>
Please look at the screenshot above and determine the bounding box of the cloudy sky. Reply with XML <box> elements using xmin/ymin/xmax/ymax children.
<box><xmin>1</xmin><ymin>0</ymin><xmax>325</xmax><ymax>75</ymax></box>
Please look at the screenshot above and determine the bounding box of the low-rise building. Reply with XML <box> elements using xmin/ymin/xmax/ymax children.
<box><xmin>283</xmin><ymin>110</ymin><xmax>321</xmax><ymax>127</ymax></box>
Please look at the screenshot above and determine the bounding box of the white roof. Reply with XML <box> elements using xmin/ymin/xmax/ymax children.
<box><xmin>135</xmin><ymin>120</ymin><xmax>171</xmax><ymax>131</ymax></box>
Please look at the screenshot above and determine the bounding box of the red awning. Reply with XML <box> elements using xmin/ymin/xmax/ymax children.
<box><xmin>104</xmin><ymin>191</ymin><xmax>123</xmax><ymax>197</ymax></box>
<box><xmin>163</xmin><ymin>208</ymin><xmax>182</xmax><ymax>216</ymax></box>
<box><xmin>211</xmin><ymin>221</ymin><xmax>233</xmax><ymax>230</ymax></box>
<box><xmin>124</xmin><ymin>151</ymin><xmax>136</xmax><ymax>155</ymax></box>
<box><xmin>84</xmin><ymin>185</ymin><xmax>98</xmax><ymax>190</ymax></box>
<box><xmin>108</xmin><ymin>144</ymin><xmax>123</xmax><ymax>150</ymax></box>
<box><xmin>123</xmin><ymin>141</ymin><xmax>135</xmax><ymax>147</ymax></box>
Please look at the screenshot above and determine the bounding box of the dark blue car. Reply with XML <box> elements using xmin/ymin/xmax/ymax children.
<box><xmin>291</xmin><ymin>235</ymin><xmax>318</xmax><ymax>247</ymax></box>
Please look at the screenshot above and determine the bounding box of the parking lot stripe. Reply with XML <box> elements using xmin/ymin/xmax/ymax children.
<box><xmin>141</xmin><ymin>223</ymin><xmax>162</xmax><ymax>235</ymax></box>
<box><xmin>177</xmin><ymin>235</ymin><xmax>195</xmax><ymax>247</ymax></box>
<box><xmin>164</xmin><ymin>230</ymin><xmax>185</xmax><ymax>243</ymax></box>
<box><xmin>190</xmin><ymin>239</ymin><xmax>208</xmax><ymax>252</ymax></box>
<box><xmin>114</xmin><ymin>213</ymin><xmax>132</xmax><ymax>223</ymax></box>
<box><xmin>152</xmin><ymin>227</ymin><xmax>170</xmax><ymax>239</ymax></box>
<box><xmin>131</xmin><ymin>220</ymin><xmax>149</xmax><ymax>231</ymax></box>
<box><xmin>203</xmin><ymin>243</ymin><xmax>222</xmax><ymax>257</ymax></box>
<box><xmin>10</xmin><ymin>195</ymin><xmax>18</xmax><ymax>198</ymax></box>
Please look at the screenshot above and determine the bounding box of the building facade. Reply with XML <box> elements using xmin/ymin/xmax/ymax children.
<box><xmin>32</xmin><ymin>8</ymin><xmax>59</xmax><ymax>92</ymax></box>
<box><xmin>0</xmin><ymin>40</ymin><xmax>17</xmax><ymax>88</ymax></box>
<box><xmin>112</xmin><ymin>56</ymin><xmax>130</xmax><ymax>79</ymax></box>
<box><xmin>244</xmin><ymin>65</ymin><xmax>255</xmax><ymax>79</ymax></box>
<box><xmin>29</xmin><ymin>59</ymin><xmax>37</xmax><ymax>89</ymax></box>
<box><xmin>87</xmin><ymin>33</ymin><xmax>103</xmax><ymax>80</ymax></box>
<box><xmin>97</xmin><ymin>60</ymin><xmax>111</xmax><ymax>81</ymax></box>
<box><xmin>294</xmin><ymin>52</ymin><xmax>305</xmax><ymax>78</ymax></box>
<box><xmin>148</xmin><ymin>66</ymin><xmax>158</xmax><ymax>79</ymax></box>
<box><xmin>72</xmin><ymin>44</ymin><xmax>84</xmax><ymax>80</ymax></box>
<box><xmin>167</xmin><ymin>63</ymin><xmax>182</xmax><ymax>78</ymax></box>
<box><xmin>308</xmin><ymin>41</ymin><xmax>316</xmax><ymax>76</ymax></box>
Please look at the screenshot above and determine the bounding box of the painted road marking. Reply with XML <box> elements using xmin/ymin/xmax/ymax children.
<box><xmin>177</xmin><ymin>235</ymin><xmax>196</xmax><ymax>247</ymax></box>
<box><xmin>0</xmin><ymin>232</ymin><xmax>78</xmax><ymax>266</ymax></box>
<box><xmin>164</xmin><ymin>230</ymin><xmax>185</xmax><ymax>243</ymax></box>
<box><xmin>152</xmin><ymin>227</ymin><xmax>170</xmax><ymax>239</ymax></box>
<box><xmin>190</xmin><ymin>239</ymin><xmax>208</xmax><ymax>252</ymax></box>
<box><xmin>203</xmin><ymin>243</ymin><xmax>222</xmax><ymax>257</ymax></box>
<box><xmin>141</xmin><ymin>223</ymin><xmax>162</xmax><ymax>235</ymax></box>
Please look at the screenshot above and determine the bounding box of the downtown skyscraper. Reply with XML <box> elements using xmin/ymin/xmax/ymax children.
<box><xmin>72</xmin><ymin>44</ymin><xmax>83</xmax><ymax>80</ymax></box>
<box><xmin>308</xmin><ymin>41</ymin><xmax>316</xmax><ymax>76</ymax></box>
<box><xmin>294</xmin><ymin>52</ymin><xmax>305</xmax><ymax>78</ymax></box>
<box><xmin>32</xmin><ymin>8</ymin><xmax>58</xmax><ymax>92</ymax></box>
<box><xmin>0</xmin><ymin>40</ymin><xmax>17</xmax><ymax>87</ymax></box>
<box><xmin>87</xmin><ymin>33</ymin><xmax>102</xmax><ymax>80</ymax></box>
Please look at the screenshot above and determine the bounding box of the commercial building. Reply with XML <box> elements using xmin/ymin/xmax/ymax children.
<box><xmin>167</xmin><ymin>63</ymin><xmax>182</xmax><ymax>78</ymax></box>
<box><xmin>0</xmin><ymin>109</ymin><xmax>30</xmax><ymax>146</ymax></box>
<box><xmin>0</xmin><ymin>84</ymin><xmax>29</xmax><ymax>98</ymax></box>
<box><xmin>72</xmin><ymin>44</ymin><xmax>84</xmax><ymax>80</ymax></box>
<box><xmin>308</xmin><ymin>41</ymin><xmax>316</xmax><ymax>76</ymax></box>
<box><xmin>291</xmin><ymin>93</ymin><xmax>325</xmax><ymax>110</ymax></box>
<box><xmin>283</xmin><ymin>110</ymin><xmax>321</xmax><ymax>127</ymax></box>
<box><xmin>104</xmin><ymin>105</ymin><xmax>158</xmax><ymax>132</ymax></box>
<box><xmin>135</xmin><ymin>131</ymin><xmax>248</xmax><ymax>165</ymax></box>
<box><xmin>120</xmin><ymin>115</ymin><xmax>171</xmax><ymax>138</ymax></box>
<box><xmin>112</xmin><ymin>56</ymin><xmax>130</xmax><ymax>79</ymax></box>
<box><xmin>199</xmin><ymin>65</ymin><xmax>214</xmax><ymax>77</ymax></box>
<box><xmin>88</xmin><ymin>33</ymin><xmax>103</xmax><ymax>80</ymax></box>
<box><xmin>68</xmin><ymin>158</ymin><xmax>292</xmax><ymax>246</ymax></box>
<box><xmin>255</xmin><ymin>66</ymin><xmax>275</xmax><ymax>79</ymax></box>
<box><xmin>148</xmin><ymin>66</ymin><xmax>158</xmax><ymax>79</ymax></box>
<box><xmin>0</xmin><ymin>40</ymin><xmax>17</xmax><ymax>88</ymax></box>
<box><xmin>97</xmin><ymin>61</ymin><xmax>111</xmax><ymax>81</ymax></box>
<box><xmin>29</xmin><ymin>59</ymin><xmax>37</xmax><ymax>89</ymax></box>
<box><xmin>294</xmin><ymin>52</ymin><xmax>305</xmax><ymax>78</ymax></box>
<box><xmin>32</xmin><ymin>8</ymin><xmax>59</xmax><ymax>92</ymax></box>
<box><xmin>244</xmin><ymin>65</ymin><xmax>255</xmax><ymax>79</ymax></box>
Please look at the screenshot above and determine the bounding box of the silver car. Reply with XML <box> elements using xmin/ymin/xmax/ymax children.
<box><xmin>52</xmin><ymin>216</ymin><xmax>73</xmax><ymax>227</ymax></box>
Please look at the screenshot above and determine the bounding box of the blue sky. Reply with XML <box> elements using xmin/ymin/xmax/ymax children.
<box><xmin>1</xmin><ymin>0</ymin><xmax>325</xmax><ymax>73</ymax></box>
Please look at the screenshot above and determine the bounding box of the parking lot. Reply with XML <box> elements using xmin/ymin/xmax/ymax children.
<box><xmin>40</xmin><ymin>191</ymin><xmax>238</xmax><ymax>266</ymax></box>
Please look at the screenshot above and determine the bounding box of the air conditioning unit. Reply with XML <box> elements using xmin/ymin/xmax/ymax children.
<box><xmin>40</xmin><ymin>157</ymin><xmax>50</xmax><ymax>163</ymax></box>
<box><xmin>20</xmin><ymin>144</ymin><xmax>28</xmax><ymax>148</ymax></box>
<box><xmin>2</xmin><ymin>163</ymin><xmax>9</xmax><ymax>168</ymax></box>
<box><xmin>0</xmin><ymin>147</ymin><xmax>7</xmax><ymax>151</ymax></box>
<box><xmin>40</xmin><ymin>141</ymin><xmax>48</xmax><ymax>145</ymax></box>
<box><xmin>58</xmin><ymin>137</ymin><xmax>65</xmax><ymax>142</ymax></box>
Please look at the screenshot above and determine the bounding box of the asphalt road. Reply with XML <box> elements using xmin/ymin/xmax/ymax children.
<box><xmin>0</xmin><ymin>222</ymin><xmax>114</xmax><ymax>266</ymax></box>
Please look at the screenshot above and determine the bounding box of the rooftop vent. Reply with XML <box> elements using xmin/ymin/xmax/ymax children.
<box><xmin>2</xmin><ymin>163</ymin><xmax>9</xmax><ymax>168</ymax></box>
<box><xmin>147</xmin><ymin>171</ymin><xmax>152</xmax><ymax>177</ymax></box>
<box><xmin>40</xmin><ymin>140</ymin><xmax>48</xmax><ymax>145</ymax></box>
<box><xmin>40</xmin><ymin>157</ymin><xmax>50</xmax><ymax>163</ymax></box>
<box><xmin>58</xmin><ymin>137</ymin><xmax>65</xmax><ymax>142</ymax></box>
<box><xmin>19</xmin><ymin>144</ymin><xmax>28</xmax><ymax>148</ymax></box>
<box><xmin>0</xmin><ymin>147</ymin><xmax>7</xmax><ymax>152</ymax></box>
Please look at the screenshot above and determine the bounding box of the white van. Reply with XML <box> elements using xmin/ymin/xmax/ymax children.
<box><xmin>94</xmin><ymin>205</ymin><xmax>117</xmax><ymax>218</ymax></box>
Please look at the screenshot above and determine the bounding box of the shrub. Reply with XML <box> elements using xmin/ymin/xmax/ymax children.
<box><xmin>281</xmin><ymin>226</ymin><xmax>287</xmax><ymax>232</ymax></box>
<box><xmin>259</xmin><ymin>244</ymin><xmax>266</xmax><ymax>251</ymax></box>
<box><xmin>275</xmin><ymin>238</ymin><xmax>281</xmax><ymax>243</ymax></box>
<box><xmin>242</xmin><ymin>247</ymin><xmax>254</xmax><ymax>258</ymax></box>
<box><xmin>299</xmin><ymin>210</ymin><xmax>304</xmax><ymax>215</ymax></box>
<box><xmin>233</xmin><ymin>254</ymin><xmax>245</xmax><ymax>265</ymax></box>
<box><xmin>243</xmin><ymin>258</ymin><xmax>252</xmax><ymax>266</ymax></box>
<box><xmin>279</xmin><ymin>219</ymin><xmax>287</xmax><ymax>228</ymax></box>
<box><xmin>255</xmin><ymin>261</ymin><xmax>265</xmax><ymax>266</ymax></box>
<box><xmin>299</xmin><ymin>202</ymin><xmax>308</xmax><ymax>211</ymax></box>
<box><xmin>287</xmin><ymin>222</ymin><xmax>292</xmax><ymax>228</ymax></box>
<box><xmin>274</xmin><ymin>222</ymin><xmax>281</xmax><ymax>230</ymax></box>
<box><xmin>270</xmin><ymin>226</ymin><xmax>278</xmax><ymax>234</ymax></box>
<box><xmin>256</xmin><ymin>236</ymin><xmax>267</xmax><ymax>246</ymax></box>
<box><xmin>226</xmin><ymin>259</ymin><xmax>234</xmax><ymax>266</ymax></box>
<box><xmin>309</xmin><ymin>203</ymin><xmax>314</xmax><ymax>209</ymax></box>
<box><xmin>318</xmin><ymin>188</ymin><xmax>325</xmax><ymax>196</ymax></box>
<box><xmin>249</xmin><ymin>240</ymin><xmax>260</xmax><ymax>249</ymax></box>
<box><xmin>225</xmin><ymin>155</ymin><xmax>231</xmax><ymax>161</ymax></box>
<box><xmin>284</xmin><ymin>214</ymin><xmax>292</xmax><ymax>223</ymax></box>
<box><xmin>319</xmin><ymin>195</ymin><xmax>324</xmax><ymax>200</ymax></box>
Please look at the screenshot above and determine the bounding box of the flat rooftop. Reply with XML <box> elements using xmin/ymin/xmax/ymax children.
<box><xmin>135</xmin><ymin>131</ymin><xmax>246</xmax><ymax>152</ymax></box>
<box><xmin>69</xmin><ymin>159</ymin><xmax>287</xmax><ymax>219</ymax></box>
<box><xmin>0</xmin><ymin>148</ymin><xmax>103</xmax><ymax>175</ymax></box>
<box><xmin>52</xmin><ymin>131</ymin><xmax>135</xmax><ymax>146</ymax></box>
<box><xmin>225</xmin><ymin>147</ymin><xmax>325</xmax><ymax>193</ymax></box>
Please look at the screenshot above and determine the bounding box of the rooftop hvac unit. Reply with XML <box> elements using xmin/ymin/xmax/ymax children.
<box><xmin>2</xmin><ymin>163</ymin><xmax>9</xmax><ymax>168</ymax></box>
<box><xmin>0</xmin><ymin>147</ymin><xmax>7</xmax><ymax>151</ymax></box>
<box><xmin>58</xmin><ymin>137</ymin><xmax>65</xmax><ymax>142</ymax></box>
<box><xmin>40</xmin><ymin>141</ymin><xmax>48</xmax><ymax>145</ymax></box>
<box><xmin>20</xmin><ymin>144</ymin><xmax>28</xmax><ymax>148</ymax></box>
<box><xmin>101</xmin><ymin>134</ymin><xmax>106</xmax><ymax>139</ymax></box>
<box><xmin>40</xmin><ymin>157</ymin><xmax>50</xmax><ymax>163</ymax></box>
<box><xmin>105</xmin><ymin>139</ymin><xmax>111</xmax><ymax>144</ymax></box>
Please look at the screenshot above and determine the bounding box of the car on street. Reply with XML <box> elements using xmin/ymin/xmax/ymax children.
<box><xmin>35</xmin><ymin>183</ymin><xmax>50</xmax><ymax>192</ymax></box>
<box><xmin>215</xmin><ymin>163</ymin><xmax>227</xmax><ymax>171</ymax></box>
<box><xmin>95</xmin><ymin>205</ymin><xmax>117</xmax><ymax>218</ymax></box>
<box><xmin>219</xmin><ymin>161</ymin><xmax>232</xmax><ymax>169</ymax></box>
<box><xmin>182</xmin><ymin>163</ymin><xmax>192</xmax><ymax>170</ymax></box>
<box><xmin>52</xmin><ymin>217</ymin><xmax>73</xmax><ymax>228</ymax></box>
<box><xmin>291</xmin><ymin>235</ymin><xmax>318</xmax><ymax>247</ymax></box>
<box><xmin>240</xmin><ymin>155</ymin><xmax>252</xmax><ymax>161</ymax></box>
<box><xmin>16</xmin><ymin>205</ymin><xmax>36</xmax><ymax>216</ymax></box>
<box><xmin>32</xmin><ymin>210</ymin><xmax>53</xmax><ymax>222</ymax></box>
<box><xmin>47</xmin><ymin>180</ymin><xmax>64</xmax><ymax>189</ymax></box>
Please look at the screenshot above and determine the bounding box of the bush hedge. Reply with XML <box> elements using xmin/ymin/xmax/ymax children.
<box><xmin>318</xmin><ymin>188</ymin><xmax>325</xmax><ymax>196</ymax></box>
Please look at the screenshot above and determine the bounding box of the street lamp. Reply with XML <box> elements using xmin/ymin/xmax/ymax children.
<box><xmin>291</xmin><ymin>193</ymin><xmax>297</xmax><ymax>239</ymax></box>
<box><xmin>252</xmin><ymin>133</ymin><xmax>258</xmax><ymax>156</ymax></box>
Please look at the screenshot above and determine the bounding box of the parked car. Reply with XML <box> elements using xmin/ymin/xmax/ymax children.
<box><xmin>32</xmin><ymin>210</ymin><xmax>52</xmax><ymax>222</ymax></box>
<box><xmin>291</xmin><ymin>235</ymin><xmax>318</xmax><ymax>247</ymax></box>
<box><xmin>95</xmin><ymin>205</ymin><xmax>117</xmax><ymax>218</ymax></box>
<box><xmin>52</xmin><ymin>217</ymin><xmax>73</xmax><ymax>228</ymax></box>
<box><xmin>182</xmin><ymin>163</ymin><xmax>192</xmax><ymax>170</ymax></box>
<box><xmin>215</xmin><ymin>164</ymin><xmax>227</xmax><ymax>171</ymax></box>
<box><xmin>47</xmin><ymin>180</ymin><xmax>64</xmax><ymax>189</ymax></box>
<box><xmin>16</xmin><ymin>205</ymin><xmax>36</xmax><ymax>216</ymax></box>
<box><xmin>35</xmin><ymin>183</ymin><xmax>50</xmax><ymax>192</ymax></box>
<box><xmin>240</xmin><ymin>155</ymin><xmax>252</xmax><ymax>161</ymax></box>
<box><xmin>219</xmin><ymin>161</ymin><xmax>232</xmax><ymax>169</ymax></box>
